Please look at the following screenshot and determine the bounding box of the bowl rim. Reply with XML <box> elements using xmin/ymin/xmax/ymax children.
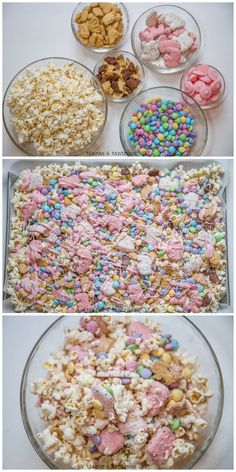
<box><xmin>93</xmin><ymin>49</ymin><xmax>145</xmax><ymax>103</ymax></box>
<box><xmin>71</xmin><ymin>2</ymin><xmax>130</xmax><ymax>53</ymax></box>
<box><xmin>119</xmin><ymin>85</ymin><xmax>208</xmax><ymax>156</ymax></box>
<box><xmin>2</xmin><ymin>56</ymin><xmax>108</xmax><ymax>156</ymax></box>
<box><xmin>20</xmin><ymin>315</ymin><xmax>224</xmax><ymax>470</ymax></box>
<box><xmin>131</xmin><ymin>4</ymin><xmax>202</xmax><ymax>74</ymax></box>
<box><xmin>180</xmin><ymin>64</ymin><xmax>226</xmax><ymax>110</ymax></box>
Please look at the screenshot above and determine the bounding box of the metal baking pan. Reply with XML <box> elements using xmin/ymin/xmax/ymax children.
<box><xmin>2</xmin><ymin>158</ymin><xmax>233</xmax><ymax>312</ymax></box>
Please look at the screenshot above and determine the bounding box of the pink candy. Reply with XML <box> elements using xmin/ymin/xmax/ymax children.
<box><xmin>146</xmin><ymin>381</ymin><xmax>170</xmax><ymax>416</ymax></box>
<box><xmin>97</xmin><ymin>429</ymin><xmax>124</xmax><ymax>455</ymax></box>
<box><xmin>128</xmin><ymin>321</ymin><xmax>152</xmax><ymax>340</ymax></box>
<box><xmin>146</xmin><ymin>426</ymin><xmax>175</xmax><ymax>465</ymax></box>
<box><xmin>182</xmin><ymin>64</ymin><xmax>223</xmax><ymax>106</ymax></box>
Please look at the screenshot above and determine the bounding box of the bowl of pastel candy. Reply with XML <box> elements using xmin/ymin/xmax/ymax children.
<box><xmin>131</xmin><ymin>5</ymin><xmax>201</xmax><ymax>74</ymax></box>
<box><xmin>180</xmin><ymin>64</ymin><xmax>226</xmax><ymax>109</ymax></box>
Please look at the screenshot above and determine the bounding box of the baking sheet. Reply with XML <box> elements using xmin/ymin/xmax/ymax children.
<box><xmin>2</xmin><ymin>158</ymin><xmax>233</xmax><ymax>313</ymax></box>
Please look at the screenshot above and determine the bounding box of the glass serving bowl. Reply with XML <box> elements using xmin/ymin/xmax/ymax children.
<box><xmin>131</xmin><ymin>5</ymin><xmax>201</xmax><ymax>74</ymax></box>
<box><xmin>20</xmin><ymin>315</ymin><xmax>223</xmax><ymax>469</ymax></box>
<box><xmin>180</xmin><ymin>64</ymin><xmax>226</xmax><ymax>110</ymax></box>
<box><xmin>71</xmin><ymin>3</ymin><xmax>130</xmax><ymax>53</ymax></box>
<box><xmin>93</xmin><ymin>50</ymin><xmax>145</xmax><ymax>103</ymax></box>
<box><xmin>3</xmin><ymin>57</ymin><xmax>108</xmax><ymax>156</ymax></box>
<box><xmin>120</xmin><ymin>86</ymin><xmax>208</xmax><ymax>156</ymax></box>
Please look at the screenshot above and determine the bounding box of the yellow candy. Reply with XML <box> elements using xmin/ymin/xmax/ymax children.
<box><xmin>189</xmin><ymin>125</ymin><xmax>193</xmax><ymax>131</ymax></box>
<box><xmin>169</xmin><ymin>290</ymin><xmax>175</xmax><ymax>297</ymax></box>
<box><xmin>67</xmin><ymin>362</ymin><xmax>75</xmax><ymax>374</ymax></box>
<box><xmin>171</xmin><ymin>389</ymin><xmax>183</xmax><ymax>402</ymax></box>
<box><xmin>162</xmin><ymin>353</ymin><xmax>171</xmax><ymax>364</ymax></box>
<box><xmin>172</xmin><ymin>123</ymin><xmax>178</xmax><ymax>130</ymax></box>
<box><xmin>137</xmin><ymin>112</ymin><xmax>142</xmax><ymax>119</ymax></box>
<box><xmin>181</xmin><ymin>116</ymin><xmax>186</xmax><ymax>123</ymax></box>
<box><xmin>164</xmin><ymin>295</ymin><xmax>170</xmax><ymax>302</ymax></box>
<box><xmin>184</xmin><ymin>142</ymin><xmax>189</xmax><ymax>148</ymax></box>
<box><xmin>136</xmin><ymin>239</ymin><xmax>142</xmax><ymax>246</ymax></box>
<box><xmin>152</xmin><ymin>348</ymin><xmax>164</xmax><ymax>356</ymax></box>
<box><xmin>93</xmin><ymin>409</ymin><xmax>106</xmax><ymax>419</ymax></box>
<box><xmin>158</xmin><ymin>133</ymin><xmax>164</xmax><ymax>141</ymax></box>
<box><xmin>96</xmin><ymin>196</ymin><xmax>102</xmax><ymax>202</ymax></box>
<box><xmin>179</xmin><ymin>147</ymin><xmax>185</xmax><ymax>154</ymax></box>
<box><xmin>140</xmin><ymin>353</ymin><xmax>150</xmax><ymax>362</ymax></box>
<box><xmin>132</xmin><ymin>116</ymin><xmax>138</xmax><ymax>122</ymax></box>
<box><xmin>113</xmin><ymin>274</ymin><xmax>119</xmax><ymax>281</ymax></box>
<box><xmin>149</xmin><ymin>275</ymin><xmax>155</xmax><ymax>282</ymax></box>
<box><xmin>182</xmin><ymin>367</ymin><xmax>192</xmax><ymax>379</ymax></box>
<box><xmin>92</xmin><ymin>399</ymin><xmax>103</xmax><ymax>410</ymax></box>
<box><xmin>68</xmin><ymin>194</ymin><xmax>74</xmax><ymax>199</ymax></box>
<box><xmin>167</xmin><ymin>305</ymin><xmax>175</xmax><ymax>313</ymax></box>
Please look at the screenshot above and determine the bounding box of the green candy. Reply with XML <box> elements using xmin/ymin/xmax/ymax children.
<box><xmin>162</xmin><ymin>104</ymin><xmax>167</xmax><ymax>111</ymax></box>
<box><xmin>169</xmin><ymin>186</ymin><xmax>176</xmax><ymax>192</ymax></box>
<box><xmin>176</xmin><ymin>117</ymin><xmax>181</xmax><ymax>124</ymax></box>
<box><xmin>153</xmin><ymin>150</ymin><xmax>160</xmax><ymax>156</ymax></box>
<box><xmin>92</xmin><ymin>181</ymin><xmax>98</xmax><ymax>187</ymax></box>
<box><xmin>136</xmin><ymin>365</ymin><xmax>144</xmax><ymax>376</ymax></box>
<box><xmin>127</xmin><ymin>343</ymin><xmax>138</xmax><ymax>351</ymax></box>
<box><xmin>104</xmin><ymin>385</ymin><xmax>113</xmax><ymax>395</ymax></box>
<box><xmin>179</xmin><ymin>133</ymin><xmax>186</xmax><ymax>141</ymax></box>
<box><xmin>87</xmin><ymin>178</ymin><xmax>93</xmax><ymax>184</ymax></box>
<box><xmin>172</xmin><ymin>112</ymin><xmax>178</xmax><ymax>119</ymax></box>
<box><xmin>179</xmin><ymin>222</ymin><xmax>184</xmax><ymax>228</ymax></box>
<box><xmin>159</xmin><ymin>338</ymin><xmax>167</xmax><ymax>346</ymax></box>
<box><xmin>176</xmin><ymin>208</ymin><xmax>182</xmax><ymax>214</ymax></box>
<box><xmin>215</xmin><ymin>233</ymin><xmax>223</xmax><ymax>242</ymax></box>
<box><xmin>162</xmin><ymin>123</ymin><xmax>169</xmax><ymax>129</ymax></box>
<box><xmin>162</xmin><ymin>116</ymin><xmax>168</xmax><ymax>122</ymax></box>
<box><xmin>158</xmin><ymin>250</ymin><xmax>165</xmax><ymax>257</ymax></box>
<box><xmin>170</xmin><ymin>418</ymin><xmax>180</xmax><ymax>430</ymax></box>
<box><xmin>189</xmin><ymin>227</ymin><xmax>196</xmax><ymax>233</ymax></box>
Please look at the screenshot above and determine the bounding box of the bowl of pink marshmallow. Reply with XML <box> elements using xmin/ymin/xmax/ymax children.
<box><xmin>131</xmin><ymin>5</ymin><xmax>201</xmax><ymax>74</ymax></box>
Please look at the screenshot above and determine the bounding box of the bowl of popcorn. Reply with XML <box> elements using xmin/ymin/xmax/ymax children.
<box><xmin>180</xmin><ymin>64</ymin><xmax>226</xmax><ymax>109</ymax></box>
<box><xmin>94</xmin><ymin>51</ymin><xmax>145</xmax><ymax>102</ymax></box>
<box><xmin>131</xmin><ymin>5</ymin><xmax>201</xmax><ymax>74</ymax></box>
<box><xmin>120</xmin><ymin>86</ymin><xmax>208</xmax><ymax>156</ymax></box>
<box><xmin>3</xmin><ymin>58</ymin><xmax>108</xmax><ymax>156</ymax></box>
<box><xmin>71</xmin><ymin>2</ymin><xmax>130</xmax><ymax>52</ymax></box>
<box><xmin>20</xmin><ymin>316</ymin><xmax>223</xmax><ymax>469</ymax></box>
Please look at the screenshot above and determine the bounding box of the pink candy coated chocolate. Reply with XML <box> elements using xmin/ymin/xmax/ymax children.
<box><xmin>97</xmin><ymin>429</ymin><xmax>124</xmax><ymax>455</ymax></box>
<box><xmin>146</xmin><ymin>426</ymin><xmax>175</xmax><ymax>465</ymax></box>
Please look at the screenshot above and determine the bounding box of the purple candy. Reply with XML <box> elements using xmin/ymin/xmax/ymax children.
<box><xmin>140</xmin><ymin>367</ymin><xmax>152</xmax><ymax>379</ymax></box>
<box><xmin>91</xmin><ymin>435</ymin><xmax>101</xmax><ymax>446</ymax></box>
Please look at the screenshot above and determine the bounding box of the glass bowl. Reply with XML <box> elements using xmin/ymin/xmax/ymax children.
<box><xmin>71</xmin><ymin>3</ymin><xmax>130</xmax><ymax>53</ymax></box>
<box><xmin>3</xmin><ymin>57</ymin><xmax>108</xmax><ymax>156</ymax></box>
<box><xmin>180</xmin><ymin>64</ymin><xmax>226</xmax><ymax>110</ymax></box>
<box><xmin>20</xmin><ymin>315</ymin><xmax>223</xmax><ymax>469</ymax></box>
<box><xmin>131</xmin><ymin>5</ymin><xmax>201</xmax><ymax>74</ymax></box>
<box><xmin>120</xmin><ymin>86</ymin><xmax>208</xmax><ymax>156</ymax></box>
<box><xmin>93</xmin><ymin>50</ymin><xmax>145</xmax><ymax>103</ymax></box>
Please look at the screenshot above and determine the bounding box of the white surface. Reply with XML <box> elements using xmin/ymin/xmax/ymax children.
<box><xmin>2</xmin><ymin>315</ymin><xmax>234</xmax><ymax>469</ymax></box>
<box><xmin>2</xmin><ymin>158</ymin><xmax>234</xmax><ymax>313</ymax></box>
<box><xmin>2</xmin><ymin>2</ymin><xmax>233</xmax><ymax>156</ymax></box>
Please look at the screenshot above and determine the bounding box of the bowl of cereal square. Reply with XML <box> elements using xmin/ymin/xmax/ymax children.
<box><xmin>3</xmin><ymin>58</ymin><xmax>107</xmax><ymax>156</ymax></box>
<box><xmin>20</xmin><ymin>316</ymin><xmax>223</xmax><ymax>469</ymax></box>
<box><xmin>71</xmin><ymin>3</ymin><xmax>130</xmax><ymax>53</ymax></box>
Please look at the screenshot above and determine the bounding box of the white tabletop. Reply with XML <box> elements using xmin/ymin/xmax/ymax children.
<box><xmin>3</xmin><ymin>2</ymin><xmax>233</xmax><ymax>156</ymax></box>
<box><xmin>3</xmin><ymin>315</ymin><xmax>233</xmax><ymax>469</ymax></box>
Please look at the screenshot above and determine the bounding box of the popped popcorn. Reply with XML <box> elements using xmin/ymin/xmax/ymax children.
<box><xmin>31</xmin><ymin>317</ymin><xmax>212</xmax><ymax>469</ymax></box>
<box><xmin>6</xmin><ymin>62</ymin><xmax>106</xmax><ymax>155</ymax></box>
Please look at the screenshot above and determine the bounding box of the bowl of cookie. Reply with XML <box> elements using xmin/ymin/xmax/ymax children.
<box><xmin>94</xmin><ymin>51</ymin><xmax>145</xmax><ymax>102</ymax></box>
<box><xmin>71</xmin><ymin>2</ymin><xmax>130</xmax><ymax>52</ymax></box>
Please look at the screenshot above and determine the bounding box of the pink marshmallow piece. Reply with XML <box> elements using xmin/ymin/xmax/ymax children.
<box><xmin>128</xmin><ymin>321</ymin><xmax>152</xmax><ymax>340</ymax></box>
<box><xmin>200</xmin><ymin>85</ymin><xmax>212</xmax><ymax>99</ymax></box>
<box><xmin>146</xmin><ymin>381</ymin><xmax>170</xmax><ymax>416</ymax></box>
<box><xmin>97</xmin><ymin>429</ymin><xmax>124</xmax><ymax>455</ymax></box>
<box><xmin>208</xmin><ymin>67</ymin><xmax>221</xmax><ymax>81</ymax></box>
<box><xmin>211</xmin><ymin>79</ymin><xmax>222</xmax><ymax>93</ymax></box>
<box><xmin>146</xmin><ymin>427</ymin><xmax>175</xmax><ymax>465</ymax></box>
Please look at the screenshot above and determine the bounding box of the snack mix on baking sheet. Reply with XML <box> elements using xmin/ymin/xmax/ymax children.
<box><xmin>31</xmin><ymin>317</ymin><xmax>212</xmax><ymax>469</ymax></box>
<box><xmin>96</xmin><ymin>54</ymin><xmax>141</xmax><ymax>98</ymax></box>
<box><xmin>8</xmin><ymin>162</ymin><xmax>226</xmax><ymax>313</ymax></box>
<box><xmin>6</xmin><ymin>63</ymin><xmax>105</xmax><ymax>156</ymax></box>
<box><xmin>75</xmin><ymin>3</ymin><xmax>124</xmax><ymax>48</ymax></box>
<box><xmin>139</xmin><ymin>10</ymin><xmax>198</xmax><ymax>69</ymax></box>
